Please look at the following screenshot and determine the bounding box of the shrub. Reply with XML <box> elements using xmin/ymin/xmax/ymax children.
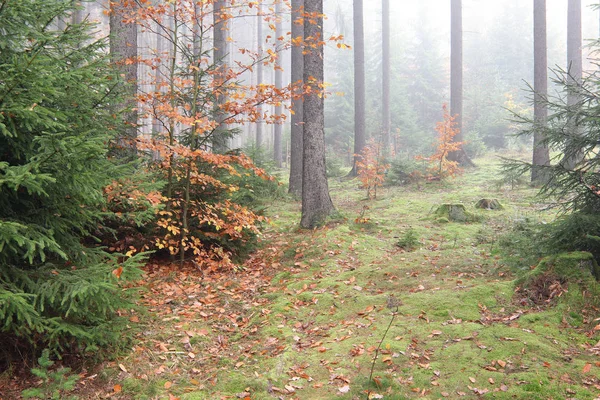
<box><xmin>0</xmin><ymin>0</ymin><xmax>145</xmax><ymax>358</ymax></box>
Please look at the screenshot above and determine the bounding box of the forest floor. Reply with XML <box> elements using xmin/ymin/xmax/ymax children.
<box><xmin>8</xmin><ymin>153</ymin><xmax>600</xmax><ymax>399</ymax></box>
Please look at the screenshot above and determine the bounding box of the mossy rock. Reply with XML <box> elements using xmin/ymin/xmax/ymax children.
<box><xmin>475</xmin><ymin>198</ymin><xmax>503</xmax><ymax>210</ymax></box>
<box><xmin>515</xmin><ymin>252</ymin><xmax>600</xmax><ymax>305</ymax></box>
<box><xmin>433</xmin><ymin>203</ymin><xmax>477</xmax><ymax>223</ymax></box>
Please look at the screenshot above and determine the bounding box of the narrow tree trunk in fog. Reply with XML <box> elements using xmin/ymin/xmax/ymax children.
<box><xmin>447</xmin><ymin>0</ymin><xmax>473</xmax><ymax>167</ymax></box>
<box><xmin>348</xmin><ymin>0</ymin><xmax>366</xmax><ymax>177</ymax></box>
<box><xmin>273</xmin><ymin>0</ymin><xmax>283</xmax><ymax>167</ymax></box>
<box><xmin>289</xmin><ymin>0</ymin><xmax>304</xmax><ymax>196</ymax></box>
<box><xmin>213</xmin><ymin>0</ymin><xmax>229</xmax><ymax>153</ymax></box>
<box><xmin>72</xmin><ymin>1</ymin><xmax>84</xmax><ymax>25</ymax></box>
<box><xmin>562</xmin><ymin>0</ymin><xmax>583</xmax><ymax>170</ymax></box>
<box><xmin>256</xmin><ymin>3</ymin><xmax>264</xmax><ymax>148</ymax></box>
<box><xmin>532</xmin><ymin>0</ymin><xmax>550</xmax><ymax>183</ymax></box>
<box><xmin>301</xmin><ymin>0</ymin><xmax>335</xmax><ymax>229</ymax></box>
<box><xmin>110</xmin><ymin>2</ymin><xmax>138</xmax><ymax>154</ymax></box>
<box><xmin>382</xmin><ymin>0</ymin><xmax>390</xmax><ymax>158</ymax></box>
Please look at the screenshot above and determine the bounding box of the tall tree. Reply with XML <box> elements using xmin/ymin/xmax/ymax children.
<box><xmin>562</xmin><ymin>0</ymin><xmax>583</xmax><ymax>170</ymax></box>
<box><xmin>273</xmin><ymin>0</ymin><xmax>283</xmax><ymax>167</ymax></box>
<box><xmin>349</xmin><ymin>0</ymin><xmax>366</xmax><ymax>176</ymax></box>
<box><xmin>382</xmin><ymin>0</ymin><xmax>390</xmax><ymax>158</ymax></box>
<box><xmin>301</xmin><ymin>0</ymin><xmax>335</xmax><ymax>228</ymax></box>
<box><xmin>110</xmin><ymin>1</ymin><xmax>138</xmax><ymax>154</ymax></box>
<box><xmin>213</xmin><ymin>0</ymin><xmax>229</xmax><ymax>153</ymax></box>
<box><xmin>447</xmin><ymin>0</ymin><xmax>473</xmax><ymax>166</ymax></box>
<box><xmin>256</xmin><ymin>2</ymin><xmax>264</xmax><ymax>147</ymax></box>
<box><xmin>289</xmin><ymin>0</ymin><xmax>304</xmax><ymax>196</ymax></box>
<box><xmin>532</xmin><ymin>0</ymin><xmax>550</xmax><ymax>183</ymax></box>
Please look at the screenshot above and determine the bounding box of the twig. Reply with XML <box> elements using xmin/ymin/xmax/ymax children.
<box><xmin>366</xmin><ymin>297</ymin><xmax>400</xmax><ymax>400</ymax></box>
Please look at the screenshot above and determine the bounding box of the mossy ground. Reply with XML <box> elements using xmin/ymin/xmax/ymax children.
<box><xmin>63</xmin><ymin>153</ymin><xmax>600</xmax><ymax>399</ymax></box>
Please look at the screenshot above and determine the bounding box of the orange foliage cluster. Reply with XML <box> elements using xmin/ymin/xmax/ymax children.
<box><xmin>418</xmin><ymin>104</ymin><xmax>464</xmax><ymax>180</ymax></box>
<box><xmin>356</xmin><ymin>139</ymin><xmax>389</xmax><ymax>200</ymax></box>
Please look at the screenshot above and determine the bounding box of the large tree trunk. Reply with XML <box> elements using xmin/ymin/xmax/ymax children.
<box><xmin>532</xmin><ymin>0</ymin><xmax>550</xmax><ymax>183</ymax></box>
<box><xmin>213</xmin><ymin>0</ymin><xmax>229</xmax><ymax>153</ymax></box>
<box><xmin>382</xmin><ymin>0</ymin><xmax>390</xmax><ymax>158</ymax></box>
<box><xmin>562</xmin><ymin>0</ymin><xmax>583</xmax><ymax>170</ymax></box>
<box><xmin>256</xmin><ymin>3</ymin><xmax>264</xmax><ymax>147</ymax></box>
<box><xmin>348</xmin><ymin>0</ymin><xmax>366</xmax><ymax>177</ymax></box>
<box><xmin>289</xmin><ymin>0</ymin><xmax>304</xmax><ymax>196</ymax></box>
<box><xmin>110</xmin><ymin>1</ymin><xmax>138</xmax><ymax>155</ymax></box>
<box><xmin>301</xmin><ymin>0</ymin><xmax>335</xmax><ymax>229</ymax></box>
<box><xmin>273</xmin><ymin>0</ymin><xmax>283</xmax><ymax>167</ymax></box>
<box><xmin>447</xmin><ymin>0</ymin><xmax>473</xmax><ymax>167</ymax></box>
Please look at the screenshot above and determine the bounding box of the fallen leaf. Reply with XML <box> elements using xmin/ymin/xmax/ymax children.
<box><xmin>583</xmin><ymin>363</ymin><xmax>592</xmax><ymax>373</ymax></box>
<box><xmin>112</xmin><ymin>266</ymin><xmax>123</xmax><ymax>279</ymax></box>
<box><xmin>338</xmin><ymin>385</ymin><xmax>350</xmax><ymax>393</ymax></box>
<box><xmin>113</xmin><ymin>384</ymin><xmax>122</xmax><ymax>393</ymax></box>
<box><xmin>118</xmin><ymin>364</ymin><xmax>127</xmax><ymax>373</ymax></box>
<box><xmin>497</xmin><ymin>360</ymin><xmax>507</xmax><ymax>368</ymax></box>
<box><xmin>164</xmin><ymin>381</ymin><xmax>173</xmax><ymax>389</ymax></box>
<box><xmin>469</xmin><ymin>377</ymin><xmax>476</xmax><ymax>383</ymax></box>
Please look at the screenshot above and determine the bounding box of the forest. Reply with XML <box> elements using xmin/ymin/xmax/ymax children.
<box><xmin>3</xmin><ymin>0</ymin><xmax>600</xmax><ymax>398</ymax></box>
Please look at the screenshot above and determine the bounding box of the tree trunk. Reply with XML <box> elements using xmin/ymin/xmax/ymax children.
<box><xmin>289</xmin><ymin>0</ymin><xmax>304</xmax><ymax>196</ymax></box>
<box><xmin>348</xmin><ymin>0</ymin><xmax>366</xmax><ymax>177</ymax></box>
<box><xmin>562</xmin><ymin>0</ymin><xmax>583</xmax><ymax>170</ymax></box>
<box><xmin>532</xmin><ymin>0</ymin><xmax>550</xmax><ymax>183</ymax></box>
<box><xmin>256</xmin><ymin>2</ymin><xmax>264</xmax><ymax>147</ymax></box>
<box><xmin>274</xmin><ymin>0</ymin><xmax>283</xmax><ymax>167</ymax></box>
<box><xmin>110</xmin><ymin>1</ymin><xmax>138</xmax><ymax>155</ymax></box>
<box><xmin>382</xmin><ymin>0</ymin><xmax>390</xmax><ymax>158</ymax></box>
<box><xmin>213</xmin><ymin>0</ymin><xmax>229</xmax><ymax>153</ymax></box>
<box><xmin>301</xmin><ymin>0</ymin><xmax>335</xmax><ymax>229</ymax></box>
<box><xmin>447</xmin><ymin>0</ymin><xmax>473</xmax><ymax>167</ymax></box>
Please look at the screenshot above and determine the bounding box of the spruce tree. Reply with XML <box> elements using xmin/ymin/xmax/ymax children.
<box><xmin>0</xmin><ymin>0</ymin><xmax>144</xmax><ymax>357</ymax></box>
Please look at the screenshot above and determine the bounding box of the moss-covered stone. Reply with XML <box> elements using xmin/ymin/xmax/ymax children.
<box><xmin>475</xmin><ymin>198</ymin><xmax>503</xmax><ymax>210</ymax></box>
<box><xmin>433</xmin><ymin>203</ymin><xmax>477</xmax><ymax>223</ymax></box>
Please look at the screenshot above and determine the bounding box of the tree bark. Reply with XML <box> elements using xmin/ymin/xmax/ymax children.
<box><xmin>447</xmin><ymin>0</ymin><xmax>473</xmax><ymax>167</ymax></box>
<box><xmin>110</xmin><ymin>1</ymin><xmax>138</xmax><ymax>155</ymax></box>
<box><xmin>274</xmin><ymin>0</ymin><xmax>283</xmax><ymax>167</ymax></box>
<box><xmin>382</xmin><ymin>0</ymin><xmax>390</xmax><ymax>158</ymax></box>
<box><xmin>289</xmin><ymin>0</ymin><xmax>304</xmax><ymax>196</ymax></box>
<box><xmin>213</xmin><ymin>0</ymin><xmax>229</xmax><ymax>153</ymax></box>
<box><xmin>532</xmin><ymin>0</ymin><xmax>550</xmax><ymax>183</ymax></box>
<box><xmin>256</xmin><ymin>2</ymin><xmax>264</xmax><ymax>147</ymax></box>
<box><xmin>348</xmin><ymin>0</ymin><xmax>366</xmax><ymax>176</ymax></box>
<box><xmin>301</xmin><ymin>0</ymin><xmax>335</xmax><ymax>229</ymax></box>
<box><xmin>562</xmin><ymin>0</ymin><xmax>583</xmax><ymax>170</ymax></box>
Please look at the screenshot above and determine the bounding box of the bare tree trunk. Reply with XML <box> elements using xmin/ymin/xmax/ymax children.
<box><xmin>256</xmin><ymin>3</ymin><xmax>264</xmax><ymax>147</ymax></box>
<box><xmin>273</xmin><ymin>0</ymin><xmax>283</xmax><ymax>168</ymax></box>
<box><xmin>110</xmin><ymin>1</ymin><xmax>138</xmax><ymax>155</ymax></box>
<box><xmin>447</xmin><ymin>0</ymin><xmax>473</xmax><ymax>167</ymax></box>
<box><xmin>562</xmin><ymin>0</ymin><xmax>583</xmax><ymax>170</ymax></box>
<box><xmin>301</xmin><ymin>0</ymin><xmax>335</xmax><ymax>229</ymax></box>
<box><xmin>382</xmin><ymin>0</ymin><xmax>390</xmax><ymax>158</ymax></box>
<box><xmin>532</xmin><ymin>0</ymin><xmax>550</xmax><ymax>183</ymax></box>
<box><xmin>348</xmin><ymin>0</ymin><xmax>366</xmax><ymax>177</ymax></box>
<box><xmin>289</xmin><ymin>0</ymin><xmax>304</xmax><ymax>196</ymax></box>
<box><xmin>213</xmin><ymin>0</ymin><xmax>229</xmax><ymax>153</ymax></box>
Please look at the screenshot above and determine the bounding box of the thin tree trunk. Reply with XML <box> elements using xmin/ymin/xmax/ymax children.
<box><xmin>289</xmin><ymin>0</ymin><xmax>304</xmax><ymax>196</ymax></box>
<box><xmin>532</xmin><ymin>0</ymin><xmax>550</xmax><ymax>183</ymax></box>
<box><xmin>447</xmin><ymin>0</ymin><xmax>474</xmax><ymax>167</ymax></box>
<box><xmin>562</xmin><ymin>0</ymin><xmax>583</xmax><ymax>170</ymax></box>
<box><xmin>256</xmin><ymin>3</ymin><xmax>264</xmax><ymax>147</ymax></box>
<box><xmin>301</xmin><ymin>0</ymin><xmax>335</xmax><ymax>229</ymax></box>
<box><xmin>213</xmin><ymin>0</ymin><xmax>229</xmax><ymax>153</ymax></box>
<box><xmin>382</xmin><ymin>0</ymin><xmax>390</xmax><ymax>158</ymax></box>
<box><xmin>110</xmin><ymin>1</ymin><xmax>138</xmax><ymax>155</ymax></box>
<box><xmin>348</xmin><ymin>0</ymin><xmax>366</xmax><ymax>177</ymax></box>
<box><xmin>273</xmin><ymin>0</ymin><xmax>283</xmax><ymax>168</ymax></box>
